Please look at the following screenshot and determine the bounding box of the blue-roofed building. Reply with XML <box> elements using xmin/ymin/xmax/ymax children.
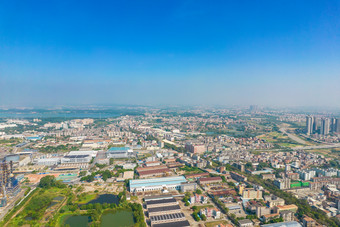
<box><xmin>247</xmin><ymin>168</ymin><xmax>274</xmax><ymax>175</ymax></box>
<box><xmin>26</xmin><ymin>136</ymin><xmax>43</xmax><ymax>141</ymax></box>
<box><xmin>107</xmin><ymin>146</ymin><xmax>133</xmax><ymax>159</ymax></box>
<box><xmin>129</xmin><ymin>176</ymin><xmax>187</xmax><ymax>192</ymax></box>
<box><xmin>261</xmin><ymin>221</ymin><xmax>302</xmax><ymax>227</ymax></box>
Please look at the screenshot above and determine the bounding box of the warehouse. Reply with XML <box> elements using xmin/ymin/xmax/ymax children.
<box><xmin>61</xmin><ymin>150</ymin><xmax>98</xmax><ymax>164</ymax></box>
<box><xmin>152</xmin><ymin>220</ymin><xmax>190</xmax><ymax>227</ymax></box>
<box><xmin>150</xmin><ymin>213</ymin><xmax>186</xmax><ymax>225</ymax></box>
<box><xmin>106</xmin><ymin>147</ymin><xmax>133</xmax><ymax>159</ymax></box>
<box><xmin>145</xmin><ymin>195</ymin><xmax>190</xmax><ymax>227</ymax></box>
<box><xmin>148</xmin><ymin>205</ymin><xmax>181</xmax><ymax>216</ymax></box>
<box><xmin>36</xmin><ymin>157</ymin><xmax>61</xmax><ymax>166</ymax></box>
<box><xmin>198</xmin><ymin>176</ymin><xmax>222</xmax><ymax>185</ymax></box>
<box><xmin>129</xmin><ymin>176</ymin><xmax>187</xmax><ymax>192</ymax></box>
<box><xmin>61</xmin><ymin>154</ymin><xmax>91</xmax><ymax>163</ymax></box>
<box><xmin>146</xmin><ymin>198</ymin><xmax>178</xmax><ymax>208</ymax></box>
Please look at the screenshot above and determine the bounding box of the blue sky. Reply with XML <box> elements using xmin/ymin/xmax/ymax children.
<box><xmin>1</xmin><ymin>0</ymin><xmax>340</xmax><ymax>107</ymax></box>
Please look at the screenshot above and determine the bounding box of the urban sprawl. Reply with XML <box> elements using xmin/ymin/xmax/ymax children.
<box><xmin>0</xmin><ymin>106</ymin><xmax>340</xmax><ymax>227</ymax></box>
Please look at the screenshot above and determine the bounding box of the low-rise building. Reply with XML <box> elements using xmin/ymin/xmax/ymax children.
<box><xmin>106</xmin><ymin>147</ymin><xmax>133</xmax><ymax>159</ymax></box>
<box><xmin>262</xmin><ymin>174</ymin><xmax>275</xmax><ymax>180</ymax></box>
<box><xmin>302</xmin><ymin>216</ymin><xmax>316</xmax><ymax>227</ymax></box>
<box><xmin>238</xmin><ymin>219</ymin><xmax>253</xmax><ymax>227</ymax></box>
<box><xmin>129</xmin><ymin>176</ymin><xmax>187</xmax><ymax>192</ymax></box>
<box><xmin>274</xmin><ymin>178</ymin><xmax>291</xmax><ymax>190</ymax></box>
<box><xmin>199</xmin><ymin>207</ymin><xmax>221</xmax><ymax>219</ymax></box>
<box><xmin>242</xmin><ymin>189</ymin><xmax>263</xmax><ymax>200</ymax></box>
<box><xmin>199</xmin><ymin>177</ymin><xmax>222</xmax><ymax>185</ymax></box>
<box><xmin>264</xmin><ymin>195</ymin><xmax>285</xmax><ymax>207</ymax></box>
<box><xmin>273</xmin><ymin>204</ymin><xmax>298</xmax><ymax>213</ymax></box>
<box><xmin>190</xmin><ymin>194</ymin><xmax>208</xmax><ymax>204</ymax></box>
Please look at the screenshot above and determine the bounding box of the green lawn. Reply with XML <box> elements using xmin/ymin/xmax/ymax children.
<box><xmin>76</xmin><ymin>193</ymin><xmax>98</xmax><ymax>204</ymax></box>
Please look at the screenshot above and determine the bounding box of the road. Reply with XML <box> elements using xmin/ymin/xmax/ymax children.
<box><xmin>279</xmin><ymin>127</ymin><xmax>340</xmax><ymax>151</ymax></box>
<box><xmin>15</xmin><ymin>186</ymin><xmax>36</xmax><ymax>207</ymax></box>
<box><xmin>0</xmin><ymin>188</ymin><xmax>26</xmax><ymax>221</ymax></box>
<box><xmin>279</xmin><ymin>128</ymin><xmax>307</xmax><ymax>145</ymax></box>
<box><xmin>291</xmin><ymin>143</ymin><xmax>340</xmax><ymax>151</ymax></box>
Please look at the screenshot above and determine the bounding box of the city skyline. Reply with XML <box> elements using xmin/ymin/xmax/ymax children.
<box><xmin>1</xmin><ymin>1</ymin><xmax>340</xmax><ymax>107</ymax></box>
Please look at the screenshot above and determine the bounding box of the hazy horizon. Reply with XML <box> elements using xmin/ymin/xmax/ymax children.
<box><xmin>1</xmin><ymin>1</ymin><xmax>340</xmax><ymax>107</ymax></box>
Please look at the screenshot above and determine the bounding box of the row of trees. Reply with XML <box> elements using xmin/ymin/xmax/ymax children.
<box><xmin>80</xmin><ymin>169</ymin><xmax>114</xmax><ymax>182</ymax></box>
<box><xmin>38</xmin><ymin>175</ymin><xmax>66</xmax><ymax>189</ymax></box>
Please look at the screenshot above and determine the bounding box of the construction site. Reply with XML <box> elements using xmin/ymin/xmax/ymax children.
<box><xmin>0</xmin><ymin>161</ymin><xmax>20</xmax><ymax>207</ymax></box>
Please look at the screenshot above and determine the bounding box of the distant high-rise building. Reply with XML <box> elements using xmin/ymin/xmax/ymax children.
<box><xmin>313</xmin><ymin>118</ymin><xmax>317</xmax><ymax>132</ymax></box>
<box><xmin>249</xmin><ymin>105</ymin><xmax>259</xmax><ymax>113</ymax></box>
<box><xmin>320</xmin><ymin>118</ymin><xmax>330</xmax><ymax>136</ymax></box>
<box><xmin>336</xmin><ymin>118</ymin><xmax>340</xmax><ymax>134</ymax></box>
<box><xmin>330</xmin><ymin>117</ymin><xmax>340</xmax><ymax>133</ymax></box>
<box><xmin>306</xmin><ymin>116</ymin><xmax>315</xmax><ymax>135</ymax></box>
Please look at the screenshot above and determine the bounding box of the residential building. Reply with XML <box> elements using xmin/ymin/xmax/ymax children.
<box><xmin>238</xmin><ymin>219</ymin><xmax>254</xmax><ymax>227</ymax></box>
<box><xmin>199</xmin><ymin>207</ymin><xmax>221</xmax><ymax>219</ymax></box>
<box><xmin>320</xmin><ymin>118</ymin><xmax>330</xmax><ymax>136</ymax></box>
<box><xmin>242</xmin><ymin>189</ymin><xmax>263</xmax><ymax>200</ymax></box>
<box><xmin>185</xmin><ymin>143</ymin><xmax>206</xmax><ymax>154</ymax></box>
<box><xmin>302</xmin><ymin>216</ymin><xmax>316</xmax><ymax>227</ymax></box>
<box><xmin>274</xmin><ymin>178</ymin><xmax>291</xmax><ymax>190</ymax></box>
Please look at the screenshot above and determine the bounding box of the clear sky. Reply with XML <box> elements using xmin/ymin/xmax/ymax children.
<box><xmin>1</xmin><ymin>0</ymin><xmax>340</xmax><ymax>108</ymax></box>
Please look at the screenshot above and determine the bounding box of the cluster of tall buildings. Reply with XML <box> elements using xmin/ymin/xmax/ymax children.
<box><xmin>306</xmin><ymin>116</ymin><xmax>340</xmax><ymax>135</ymax></box>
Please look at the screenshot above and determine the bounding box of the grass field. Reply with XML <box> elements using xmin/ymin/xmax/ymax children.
<box><xmin>205</xmin><ymin>220</ymin><xmax>228</xmax><ymax>227</ymax></box>
<box><xmin>258</xmin><ymin>131</ymin><xmax>305</xmax><ymax>148</ymax></box>
<box><xmin>304</xmin><ymin>148</ymin><xmax>340</xmax><ymax>159</ymax></box>
<box><xmin>76</xmin><ymin>193</ymin><xmax>98</xmax><ymax>204</ymax></box>
<box><xmin>5</xmin><ymin>187</ymin><xmax>71</xmax><ymax>227</ymax></box>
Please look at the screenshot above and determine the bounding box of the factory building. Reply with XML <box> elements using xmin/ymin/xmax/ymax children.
<box><xmin>0</xmin><ymin>161</ymin><xmax>20</xmax><ymax>207</ymax></box>
<box><xmin>145</xmin><ymin>195</ymin><xmax>190</xmax><ymax>227</ymax></box>
<box><xmin>61</xmin><ymin>155</ymin><xmax>91</xmax><ymax>164</ymax></box>
<box><xmin>61</xmin><ymin>150</ymin><xmax>98</xmax><ymax>164</ymax></box>
<box><xmin>36</xmin><ymin>158</ymin><xmax>61</xmax><ymax>166</ymax></box>
<box><xmin>129</xmin><ymin>176</ymin><xmax>187</xmax><ymax>192</ymax></box>
<box><xmin>106</xmin><ymin>147</ymin><xmax>133</xmax><ymax>159</ymax></box>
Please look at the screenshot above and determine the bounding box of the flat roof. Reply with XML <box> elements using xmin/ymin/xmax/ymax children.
<box><xmin>199</xmin><ymin>176</ymin><xmax>222</xmax><ymax>182</ymax></box>
<box><xmin>146</xmin><ymin>198</ymin><xmax>177</xmax><ymax>206</ymax></box>
<box><xmin>145</xmin><ymin>194</ymin><xmax>174</xmax><ymax>201</ymax></box>
<box><xmin>261</xmin><ymin>221</ymin><xmax>302</xmax><ymax>227</ymax></box>
<box><xmin>150</xmin><ymin>213</ymin><xmax>185</xmax><ymax>222</ymax></box>
<box><xmin>139</xmin><ymin>169</ymin><xmax>170</xmax><ymax>176</ymax></box>
<box><xmin>130</xmin><ymin>176</ymin><xmax>186</xmax><ymax>188</ymax></box>
<box><xmin>148</xmin><ymin>205</ymin><xmax>181</xmax><ymax>213</ymax></box>
<box><xmin>152</xmin><ymin>220</ymin><xmax>190</xmax><ymax>227</ymax></box>
<box><xmin>64</xmin><ymin>155</ymin><xmax>90</xmax><ymax>158</ymax></box>
<box><xmin>238</xmin><ymin>219</ymin><xmax>253</xmax><ymax>224</ymax></box>
<box><xmin>108</xmin><ymin>147</ymin><xmax>131</xmax><ymax>151</ymax></box>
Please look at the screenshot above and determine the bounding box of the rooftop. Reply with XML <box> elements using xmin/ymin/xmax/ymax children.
<box><xmin>148</xmin><ymin>205</ymin><xmax>181</xmax><ymax>213</ymax></box>
<box><xmin>152</xmin><ymin>220</ymin><xmax>190</xmax><ymax>227</ymax></box>
<box><xmin>146</xmin><ymin>198</ymin><xmax>177</xmax><ymax>206</ymax></box>
<box><xmin>108</xmin><ymin>147</ymin><xmax>131</xmax><ymax>151</ymax></box>
<box><xmin>130</xmin><ymin>176</ymin><xmax>186</xmax><ymax>188</ymax></box>
<box><xmin>261</xmin><ymin>221</ymin><xmax>302</xmax><ymax>227</ymax></box>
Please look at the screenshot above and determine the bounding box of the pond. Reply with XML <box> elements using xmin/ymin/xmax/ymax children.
<box><xmin>47</xmin><ymin>201</ymin><xmax>58</xmax><ymax>208</ymax></box>
<box><xmin>100</xmin><ymin>210</ymin><xmax>135</xmax><ymax>227</ymax></box>
<box><xmin>86</xmin><ymin>194</ymin><xmax>119</xmax><ymax>205</ymax></box>
<box><xmin>53</xmin><ymin>196</ymin><xmax>64</xmax><ymax>201</ymax></box>
<box><xmin>63</xmin><ymin>215</ymin><xmax>91</xmax><ymax>227</ymax></box>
